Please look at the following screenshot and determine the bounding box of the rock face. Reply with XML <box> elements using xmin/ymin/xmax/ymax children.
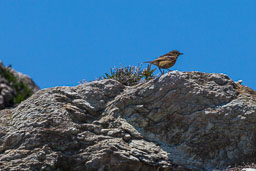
<box><xmin>0</xmin><ymin>71</ymin><xmax>255</xmax><ymax>171</ymax></box>
<box><xmin>0</xmin><ymin>77</ymin><xmax>15</xmax><ymax>109</ymax></box>
<box><xmin>0</xmin><ymin>61</ymin><xmax>39</xmax><ymax>109</ymax></box>
<box><xmin>8</xmin><ymin>67</ymin><xmax>40</xmax><ymax>94</ymax></box>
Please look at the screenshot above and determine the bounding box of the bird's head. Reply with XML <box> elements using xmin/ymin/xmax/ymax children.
<box><xmin>170</xmin><ymin>50</ymin><xmax>183</xmax><ymax>57</ymax></box>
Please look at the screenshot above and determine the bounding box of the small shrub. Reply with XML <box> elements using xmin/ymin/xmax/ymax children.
<box><xmin>142</xmin><ymin>64</ymin><xmax>156</xmax><ymax>81</ymax></box>
<box><xmin>12</xmin><ymin>81</ymin><xmax>33</xmax><ymax>104</ymax></box>
<box><xmin>102</xmin><ymin>64</ymin><xmax>156</xmax><ymax>86</ymax></box>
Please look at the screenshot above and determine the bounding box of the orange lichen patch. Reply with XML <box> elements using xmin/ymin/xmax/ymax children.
<box><xmin>237</xmin><ymin>84</ymin><xmax>256</xmax><ymax>100</ymax></box>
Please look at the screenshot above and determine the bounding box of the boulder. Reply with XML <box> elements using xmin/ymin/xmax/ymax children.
<box><xmin>0</xmin><ymin>71</ymin><xmax>255</xmax><ymax>170</ymax></box>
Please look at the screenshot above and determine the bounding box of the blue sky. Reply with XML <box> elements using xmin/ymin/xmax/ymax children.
<box><xmin>0</xmin><ymin>0</ymin><xmax>255</xmax><ymax>90</ymax></box>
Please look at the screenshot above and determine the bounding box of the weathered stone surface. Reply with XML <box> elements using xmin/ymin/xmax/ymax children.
<box><xmin>0</xmin><ymin>71</ymin><xmax>255</xmax><ymax>170</ymax></box>
<box><xmin>8</xmin><ymin>68</ymin><xmax>39</xmax><ymax>94</ymax></box>
<box><xmin>0</xmin><ymin>77</ymin><xmax>15</xmax><ymax>109</ymax></box>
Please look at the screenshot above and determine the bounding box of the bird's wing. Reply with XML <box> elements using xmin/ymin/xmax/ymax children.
<box><xmin>160</xmin><ymin>53</ymin><xmax>176</xmax><ymax>59</ymax></box>
<box><xmin>166</xmin><ymin>56</ymin><xmax>176</xmax><ymax>60</ymax></box>
<box><xmin>153</xmin><ymin>56</ymin><xmax>170</xmax><ymax>62</ymax></box>
<box><xmin>145</xmin><ymin>55</ymin><xmax>176</xmax><ymax>65</ymax></box>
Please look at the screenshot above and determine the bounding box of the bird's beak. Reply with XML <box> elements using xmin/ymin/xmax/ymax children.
<box><xmin>180</xmin><ymin>53</ymin><xmax>183</xmax><ymax>55</ymax></box>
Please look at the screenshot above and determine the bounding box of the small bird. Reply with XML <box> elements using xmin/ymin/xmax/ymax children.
<box><xmin>144</xmin><ymin>50</ymin><xmax>183</xmax><ymax>74</ymax></box>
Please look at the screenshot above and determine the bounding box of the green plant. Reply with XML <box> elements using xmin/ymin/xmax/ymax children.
<box><xmin>142</xmin><ymin>64</ymin><xmax>156</xmax><ymax>81</ymax></box>
<box><xmin>0</xmin><ymin>66</ymin><xmax>33</xmax><ymax>104</ymax></box>
<box><xmin>102</xmin><ymin>64</ymin><xmax>156</xmax><ymax>86</ymax></box>
<box><xmin>12</xmin><ymin>81</ymin><xmax>33</xmax><ymax>104</ymax></box>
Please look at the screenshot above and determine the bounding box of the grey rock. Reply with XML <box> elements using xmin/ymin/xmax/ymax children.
<box><xmin>0</xmin><ymin>77</ymin><xmax>15</xmax><ymax>108</ymax></box>
<box><xmin>0</xmin><ymin>71</ymin><xmax>255</xmax><ymax>171</ymax></box>
<box><xmin>8</xmin><ymin>67</ymin><xmax>39</xmax><ymax>93</ymax></box>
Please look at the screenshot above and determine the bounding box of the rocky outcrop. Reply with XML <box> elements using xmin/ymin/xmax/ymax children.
<box><xmin>8</xmin><ymin>67</ymin><xmax>39</xmax><ymax>93</ymax></box>
<box><xmin>0</xmin><ymin>61</ymin><xmax>39</xmax><ymax>109</ymax></box>
<box><xmin>0</xmin><ymin>77</ymin><xmax>15</xmax><ymax>109</ymax></box>
<box><xmin>0</xmin><ymin>71</ymin><xmax>255</xmax><ymax>170</ymax></box>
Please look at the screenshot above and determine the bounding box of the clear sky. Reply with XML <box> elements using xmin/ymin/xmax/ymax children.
<box><xmin>0</xmin><ymin>0</ymin><xmax>255</xmax><ymax>90</ymax></box>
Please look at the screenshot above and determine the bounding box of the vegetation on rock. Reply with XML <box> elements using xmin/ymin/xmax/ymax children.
<box><xmin>0</xmin><ymin>65</ymin><xmax>33</xmax><ymax>104</ymax></box>
<box><xmin>102</xmin><ymin>64</ymin><xmax>156</xmax><ymax>86</ymax></box>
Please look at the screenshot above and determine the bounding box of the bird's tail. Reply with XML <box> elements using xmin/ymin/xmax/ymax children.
<box><xmin>144</xmin><ymin>61</ymin><xmax>152</xmax><ymax>63</ymax></box>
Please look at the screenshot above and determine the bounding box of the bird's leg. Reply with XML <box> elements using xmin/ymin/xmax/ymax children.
<box><xmin>158</xmin><ymin>67</ymin><xmax>163</xmax><ymax>75</ymax></box>
<box><xmin>167</xmin><ymin>69</ymin><xmax>172</xmax><ymax>72</ymax></box>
